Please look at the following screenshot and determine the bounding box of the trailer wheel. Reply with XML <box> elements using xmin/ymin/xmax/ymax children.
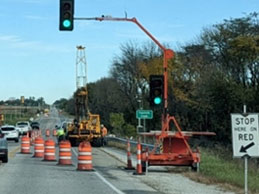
<box><xmin>2</xmin><ymin>154</ymin><xmax>8</xmax><ymax>163</ymax></box>
<box><xmin>92</xmin><ymin>138</ymin><xmax>102</xmax><ymax>147</ymax></box>
<box><xmin>141</xmin><ymin>161</ymin><xmax>146</xmax><ymax>172</ymax></box>
<box><xmin>191</xmin><ymin>162</ymin><xmax>200</xmax><ymax>172</ymax></box>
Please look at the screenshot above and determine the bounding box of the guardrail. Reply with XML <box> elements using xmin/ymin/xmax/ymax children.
<box><xmin>106</xmin><ymin>136</ymin><xmax>155</xmax><ymax>151</ymax></box>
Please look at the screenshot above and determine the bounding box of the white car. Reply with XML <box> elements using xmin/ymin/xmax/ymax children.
<box><xmin>16</xmin><ymin>121</ymin><xmax>31</xmax><ymax>135</ymax></box>
<box><xmin>1</xmin><ymin>125</ymin><xmax>19</xmax><ymax>142</ymax></box>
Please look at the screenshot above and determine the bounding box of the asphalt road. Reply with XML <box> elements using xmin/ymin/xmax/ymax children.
<box><xmin>0</xmin><ymin>109</ymin><xmax>159</xmax><ymax>194</ymax></box>
<box><xmin>0</xmin><ymin>109</ymin><xmax>235</xmax><ymax>194</ymax></box>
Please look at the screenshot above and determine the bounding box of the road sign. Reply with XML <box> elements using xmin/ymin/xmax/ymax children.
<box><xmin>231</xmin><ymin>113</ymin><xmax>259</xmax><ymax>158</ymax></box>
<box><xmin>136</xmin><ymin>110</ymin><xmax>153</xmax><ymax>119</ymax></box>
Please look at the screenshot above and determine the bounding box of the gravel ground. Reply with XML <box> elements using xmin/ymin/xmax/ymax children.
<box><xmin>101</xmin><ymin>147</ymin><xmax>236</xmax><ymax>194</ymax></box>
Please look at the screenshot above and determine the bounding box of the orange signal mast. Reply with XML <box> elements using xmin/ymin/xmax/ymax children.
<box><xmin>75</xmin><ymin>16</ymin><xmax>215</xmax><ymax>170</ymax></box>
<box><xmin>75</xmin><ymin>16</ymin><xmax>174</xmax><ymax>135</ymax></box>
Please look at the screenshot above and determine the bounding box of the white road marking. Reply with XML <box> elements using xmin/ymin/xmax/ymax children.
<box><xmin>71</xmin><ymin>148</ymin><xmax>125</xmax><ymax>194</ymax></box>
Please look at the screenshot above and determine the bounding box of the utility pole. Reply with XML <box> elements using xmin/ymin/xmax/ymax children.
<box><xmin>75</xmin><ymin>46</ymin><xmax>88</xmax><ymax>121</ymax></box>
<box><xmin>76</xmin><ymin>45</ymin><xmax>87</xmax><ymax>89</ymax></box>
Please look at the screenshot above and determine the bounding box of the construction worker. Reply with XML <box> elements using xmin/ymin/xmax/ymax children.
<box><xmin>56</xmin><ymin>126</ymin><xmax>65</xmax><ymax>143</ymax></box>
<box><xmin>101</xmin><ymin>124</ymin><xmax>107</xmax><ymax>146</ymax></box>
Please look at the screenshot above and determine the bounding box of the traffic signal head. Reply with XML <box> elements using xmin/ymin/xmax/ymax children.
<box><xmin>149</xmin><ymin>75</ymin><xmax>164</xmax><ymax>107</ymax></box>
<box><xmin>59</xmin><ymin>0</ymin><xmax>74</xmax><ymax>31</ymax></box>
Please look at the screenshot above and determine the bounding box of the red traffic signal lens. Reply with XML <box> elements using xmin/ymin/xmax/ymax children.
<box><xmin>152</xmin><ymin>80</ymin><xmax>162</xmax><ymax>87</ymax></box>
<box><xmin>63</xmin><ymin>3</ymin><xmax>71</xmax><ymax>10</ymax></box>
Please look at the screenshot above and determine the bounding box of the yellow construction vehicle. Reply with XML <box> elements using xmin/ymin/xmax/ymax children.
<box><xmin>66</xmin><ymin>87</ymin><xmax>103</xmax><ymax>147</ymax></box>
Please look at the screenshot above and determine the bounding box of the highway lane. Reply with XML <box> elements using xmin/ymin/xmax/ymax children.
<box><xmin>0</xmin><ymin>151</ymin><xmax>120</xmax><ymax>194</ymax></box>
<box><xmin>71</xmin><ymin>147</ymin><xmax>158</xmax><ymax>194</ymax></box>
<box><xmin>0</xmin><ymin>115</ymin><xmax>120</xmax><ymax>194</ymax></box>
<box><xmin>0</xmin><ymin>110</ymin><xmax>159</xmax><ymax>194</ymax></box>
<box><xmin>6</xmin><ymin>141</ymin><xmax>20</xmax><ymax>153</ymax></box>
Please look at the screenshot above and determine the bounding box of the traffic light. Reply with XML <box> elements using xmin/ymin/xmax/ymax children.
<box><xmin>149</xmin><ymin>75</ymin><xmax>164</xmax><ymax>107</ymax></box>
<box><xmin>59</xmin><ymin>0</ymin><xmax>74</xmax><ymax>31</ymax></box>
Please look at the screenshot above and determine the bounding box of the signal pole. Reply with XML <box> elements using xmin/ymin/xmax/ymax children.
<box><xmin>74</xmin><ymin>16</ymin><xmax>174</xmax><ymax>135</ymax></box>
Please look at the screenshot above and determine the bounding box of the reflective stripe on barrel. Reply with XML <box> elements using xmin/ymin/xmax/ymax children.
<box><xmin>44</xmin><ymin>139</ymin><xmax>56</xmax><ymax>161</ymax></box>
<box><xmin>58</xmin><ymin>140</ymin><xmax>72</xmax><ymax>165</ymax></box>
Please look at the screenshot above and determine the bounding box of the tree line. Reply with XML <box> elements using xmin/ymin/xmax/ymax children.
<box><xmin>54</xmin><ymin>13</ymin><xmax>259</xmax><ymax>145</ymax></box>
<box><xmin>0</xmin><ymin>97</ymin><xmax>47</xmax><ymax>108</ymax></box>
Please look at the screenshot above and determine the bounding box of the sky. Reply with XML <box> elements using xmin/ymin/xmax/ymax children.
<box><xmin>0</xmin><ymin>0</ymin><xmax>258</xmax><ymax>104</ymax></box>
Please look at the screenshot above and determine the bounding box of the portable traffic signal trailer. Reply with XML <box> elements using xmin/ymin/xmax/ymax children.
<box><xmin>140</xmin><ymin>115</ymin><xmax>215</xmax><ymax>171</ymax></box>
<box><xmin>141</xmin><ymin>49</ymin><xmax>215</xmax><ymax>171</ymax></box>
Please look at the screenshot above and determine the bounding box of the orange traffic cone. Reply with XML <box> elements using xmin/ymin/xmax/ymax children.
<box><xmin>125</xmin><ymin>139</ymin><xmax>134</xmax><ymax>170</ymax></box>
<box><xmin>133</xmin><ymin>140</ymin><xmax>145</xmax><ymax>175</ymax></box>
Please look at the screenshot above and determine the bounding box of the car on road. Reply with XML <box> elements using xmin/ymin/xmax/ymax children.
<box><xmin>16</xmin><ymin>121</ymin><xmax>31</xmax><ymax>135</ymax></box>
<box><xmin>30</xmin><ymin>121</ymin><xmax>40</xmax><ymax>130</ymax></box>
<box><xmin>0</xmin><ymin>130</ymin><xmax>8</xmax><ymax>163</ymax></box>
<box><xmin>1</xmin><ymin>125</ymin><xmax>19</xmax><ymax>142</ymax></box>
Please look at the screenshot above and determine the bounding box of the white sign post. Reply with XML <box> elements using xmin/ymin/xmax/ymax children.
<box><xmin>231</xmin><ymin>106</ymin><xmax>259</xmax><ymax>194</ymax></box>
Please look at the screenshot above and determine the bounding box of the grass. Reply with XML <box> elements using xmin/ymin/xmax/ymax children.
<box><xmin>2</xmin><ymin>113</ymin><xmax>34</xmax><ymax>126</ymax></box>
<box><xmin>107</xmin><ymin>139</ymin><xmax>259</xmax><ymax>194</ymax></box>
<box><xmin>188</xmin><ymin>148</ymin><xmax>259</xmax><ymax>194</ymax></box>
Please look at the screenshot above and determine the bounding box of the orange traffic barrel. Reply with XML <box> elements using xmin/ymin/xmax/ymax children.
<box><xmin>34</xmin><ymin>137</ymin><xmax>44</xmax><ymax>158</ymax></box>
<box><xmin>58</xmin><ymin>140</ymin><xmax>72</xmax><ymax>165</ymax></box>
<box><xmin>53</xmin><ymin>129</ymin><xmax>57</xmax><ymax>136</ymax></box>
<box><xmin>46</xmin><ymin>129</ymin><xmax>50</xmax><ymax>137</ymax></box>
<box><xmin>21</xmin><ymin>136</ymin><xmax>31</xmax><ymax>154</ymax></box>
<box><xmin>77</xmin><ymin>141</ymin><xmax>93</xmax><ymax>171</ymax></box>
<box><xmin>44</xmin><ymin>139</ymin><xmax>56</xmax><ymax>161</ymax></box>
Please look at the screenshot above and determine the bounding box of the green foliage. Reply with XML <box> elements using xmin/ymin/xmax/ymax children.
<box><xmin>87</xmin><ymin>78</ymin><xmax>129</xmax><ymax>128</ymax></box>
<box><xmin>53</xmin><ymin>98</ymin><xmax>75</xmax><ymax>115</ymax></box>
<box><xmin>0</xmin><ymin>97</ymin><xmax>47</xmax><ymax>107</ymax></box>
<box><xmin>109</xmin><ymin>113</ymin><xmax>125</xmax><ymax>136</ymax></box>
<box><xmin>109</xmin><ymin>112</ymin><xmax>137</xmax><ymax>137</ymax></box>
<box><xmin>169</xmin><ymin>13</ymin><xmax>259</xmax><ymax>144</ymax></box>
<box><xmin>123</xmin><ymin>123</ymin><xmax>137</xmax><ymax>138</ymax></box>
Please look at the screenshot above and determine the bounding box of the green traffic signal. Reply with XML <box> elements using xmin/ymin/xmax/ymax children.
<box><xmin>59</xmin><ymin>0</ymin><xmax>74</xmax><ymax>31</ymax></box>
<box><xmin>154</xmin><ymin>97</ymin><xmax>162</xmax><ymax>105</ymax></box>
<box><xmin>149</xmin><ymin>75</ymin><xmax>164</xmax><ymax>107</ymax></box>
<box><xmin>63</xmin><ymin>19</ymin><xmax>71</xmax><ymax>28</ymax></box>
